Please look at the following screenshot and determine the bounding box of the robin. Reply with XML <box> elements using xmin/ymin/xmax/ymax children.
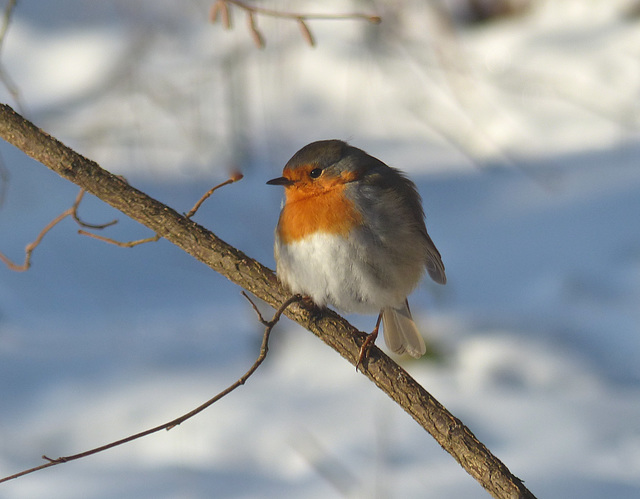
<box><xmin>267</xmin><ymin>140</ymin><xmax>446</xmax><ymax>367</ymax></box>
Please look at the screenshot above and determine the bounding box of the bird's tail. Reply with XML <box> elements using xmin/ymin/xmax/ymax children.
<box><xmin>381</xmin><ymin>300</ymin><xmax>426</xmax><ymax>359</ymax></box>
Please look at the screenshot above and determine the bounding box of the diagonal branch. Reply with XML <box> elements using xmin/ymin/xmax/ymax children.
<box><xmin>0</xmin><ymin>103</ymin><xmax>536</xmax><ymax>499</ymax></box>
<box><xmin>0</xmin><ymin>293</ymin><xmax>301</xmax><ymax>484</ymax></box>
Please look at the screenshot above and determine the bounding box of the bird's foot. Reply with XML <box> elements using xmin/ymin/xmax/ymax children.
<box><xmin>355</xmin><ymin>313</ymin><xmax>383</xmax><ymax>372</ymax></box>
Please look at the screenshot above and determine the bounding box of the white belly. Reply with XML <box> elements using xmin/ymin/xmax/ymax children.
<box><xmin>274</xmin><ymin>232</ymin><xmax>423</xmax><ymax>314</ymax></box>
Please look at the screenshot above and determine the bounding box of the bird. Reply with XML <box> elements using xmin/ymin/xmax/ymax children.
<box><xmin>267</xmin><ymin>140</ymin><xmax>446</xmax><ymax>367</ymax></box>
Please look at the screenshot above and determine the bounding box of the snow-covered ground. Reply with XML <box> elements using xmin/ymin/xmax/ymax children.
<box><xmin>1</xmin><ymin>1</ymin><xmax>640</xmax><ymax>497</ymax></box>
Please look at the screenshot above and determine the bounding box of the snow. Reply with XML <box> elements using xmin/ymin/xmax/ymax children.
<box><xmin>1</xmin><ymin>0</ymin><xmax>640</xmax><ymax>497</ymax></box>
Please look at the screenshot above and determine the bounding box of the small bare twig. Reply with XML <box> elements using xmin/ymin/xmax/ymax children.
<box><xmin>247</xmin><ymin>11</ymin><xmax>265</xmax><ymax>49</ymax></box>
<box><xmin>0</xmin><ymin>209</ymin><xmax>69</xmax><ymax>271</ymax></box>
<box><xmin>0</xmin><ymin>293</ymin><xmax>301</xmax><ymax>484</ymax></box>
<box><xmin>297</xmin><ymin>18</ymin><xmax>315</xmax><ymax>47</ymax></box>
<box><xmin>210</xmin><ymin>0</ymin><xmax>232</xmax><ymax>28</ymax></box>
<box><xmin>0</xmin><ymin>0</ymin><xmax>17</xmax><ymax>53</ymax></box>
<box><xmin>0</xmin><ymin>0</ymin><xmax>25</xmax><ymax>113</ymax></box>
<box><xmin>76</xmin><ymin>171</ymin><xmax>243</xmax><ymax>246</ymax></box>
<box><xmin>71</xmin><ymin>189</ymin><xmax>119</xmax><ymax>229</ymax></box>
<box><xmin>78</xmin><ymin>230</ymin><xmax>160</xmax><ymax>248</ymax></box>
<box><xmin>209</xmin><ymin>0</ymin><xmax>381</xmax><ymax>47</ymax></box>
<box><xmin>218</xmin><ymin>0</ymin><xmax>381</xmax><ymax>23</ymax></box>
<box><xmin>185</xmin><ymin>171</ymin><xmax>243</xmax><ymax>218</ymax></box>
<box><xmin>0</xmin><ymin>188</ymin><xmax>118</xmax><ymax>271</ymax></box>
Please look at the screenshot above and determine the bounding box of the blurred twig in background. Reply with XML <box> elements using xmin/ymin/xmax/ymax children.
<box><xmin>0</xmin><ymin>0</ymin><xmax>24</xmax><ymax>114</ymax></box>
<box><xmin>210</xmin><ymin>0</ymin><xmax>381</xmax><ymax>48</ymax></box>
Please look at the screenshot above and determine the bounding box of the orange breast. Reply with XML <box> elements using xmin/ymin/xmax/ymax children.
<box><xmin>277</xmin><ymin>183</ymin><xmax>363</xmax><ymax>244</ymax></box>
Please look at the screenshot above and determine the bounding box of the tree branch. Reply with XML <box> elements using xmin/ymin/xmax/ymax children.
<box><xmin>0</xmin><ymin>103</ymin><xmax>536</xmax><ymax>499</ymax></box>
<box><xmin>0</xmin><ymin>293</ymin><xmax>301</xmax><ymax>484</ymax></box>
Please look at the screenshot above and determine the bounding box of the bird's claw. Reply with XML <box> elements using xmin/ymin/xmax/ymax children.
<box><xmin>355</xmin><ymin>334</ymin><xmax>376</xmax><ymax>371</ymax></box>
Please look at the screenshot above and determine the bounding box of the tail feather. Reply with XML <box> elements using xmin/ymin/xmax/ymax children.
<box><xmin>381</xmin><ymin>301</ymin><xmax>426</xmax><ymax>359</ymax></box>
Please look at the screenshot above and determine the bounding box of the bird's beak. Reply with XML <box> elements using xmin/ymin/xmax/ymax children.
<box><xmin>267</xmin><ymin>176</ymin><xmax>294</xmax><ymax>186</ymax></box>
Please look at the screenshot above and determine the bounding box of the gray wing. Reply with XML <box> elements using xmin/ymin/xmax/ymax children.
<box><xmin>360</xmin><ymin>162</ymin><xmax>446</xmax><ymax>285</ymax></box>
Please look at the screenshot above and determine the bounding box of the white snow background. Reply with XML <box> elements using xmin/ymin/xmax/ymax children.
<box><xmin>1</xmin><ymin>0</ymin><xmax>640</xmax><ymax>497</ymax></box>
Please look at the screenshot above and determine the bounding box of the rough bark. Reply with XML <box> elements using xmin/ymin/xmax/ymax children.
<box><xmin>0</xmin><ymin>103</ymin><xmax>536</xmax><ymax>499</ymax></box>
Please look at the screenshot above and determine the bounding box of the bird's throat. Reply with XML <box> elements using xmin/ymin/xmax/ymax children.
<box><xmin>277</xmin><ymin>186</ymin><xmax>363</xmax><ymax>244</ymax></box>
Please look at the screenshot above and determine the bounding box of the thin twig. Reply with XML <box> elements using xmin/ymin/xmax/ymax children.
<box><xmin>0</xmin><ymin>188</ymin><xmax>119</xmax><ymax>271</ymax></box>
<box><xmin>167</xmin><ymin>293</ymin><xmax>301</xmax><ymax>429</ymax></box>
<box><xmin>209</xmin><ymin>0</ymin><xmax>380</xmax><ymax>48</ymax></box>
<box><xmin>0</xmin><ymin>294</ymin><xmax>301</xmax><ymax>484</ymax></box>
<box><xmin>220</xmin><ymin>0</ymin><xmax>381</xmax><ymax>23</ymax></box>
<box><xmin>0</xmin><ymin>0</ymin><xmax>17</xmax><ymax>53</ymax></box>
<box><xmin>71</xmin><ymin>189</ymin><xmax>118</xmax><ymax>229</ymax></box>
<box><xmin>0</xmin><ymin>208</ymin><xmax>71</xmax><ymax>271</ymax></box>
<box><xmin>0</xmin><ymin>0</ymin><xmax>25</xmax><ymax>113</ymax></box>
<box><xmin>185</xmin><ymin>171</ymin><xmax>243</xmax><ymax>218</ymax></box>
<box><xmin>0</xmin><ymin>61</ymin><xmax>25</xmax><ymax>114</ymax></box>
<box><xmin>78</xmin><ymin>171</ymin><xmax>244</xmax><ymax>245</ymax></box>
<box><xmin>297</xmin><ymin>18</ymin><xmax>315</xmax><ymax>47</ymax></box>
<box><xmin>247</xmin><ymin>11</ymin><xmax>265</xmax><ymax>48</ymax></box>
<box><xmin>210</xmin><ymin>0</ymin><xmax>232</xmax><ymax>29</ymax></box>
<box><xmin>78</xmin><ymin>230</ymin><xmax>160</xmax><ymax>248</ymax></box>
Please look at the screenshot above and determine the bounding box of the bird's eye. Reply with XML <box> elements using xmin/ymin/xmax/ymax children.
<box><xmin>309</xmin><ymin>168</ymin><xmax>322</xmax><ymax>179</ymax></box>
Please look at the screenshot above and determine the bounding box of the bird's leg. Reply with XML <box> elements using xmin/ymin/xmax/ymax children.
<box><xmin>300</xmin><ymin>294</ymin><xmax>317</xmax><ymax>309</ymax></box>
<box><xmin>298</xmin><ymin>294</ymin><xmax>326</xmax><ymax>322</ymax></box>
<box><xmin>356</xmin><ymin>312</ymin><xmax>383</xmax><ymax>371</ymax></box>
